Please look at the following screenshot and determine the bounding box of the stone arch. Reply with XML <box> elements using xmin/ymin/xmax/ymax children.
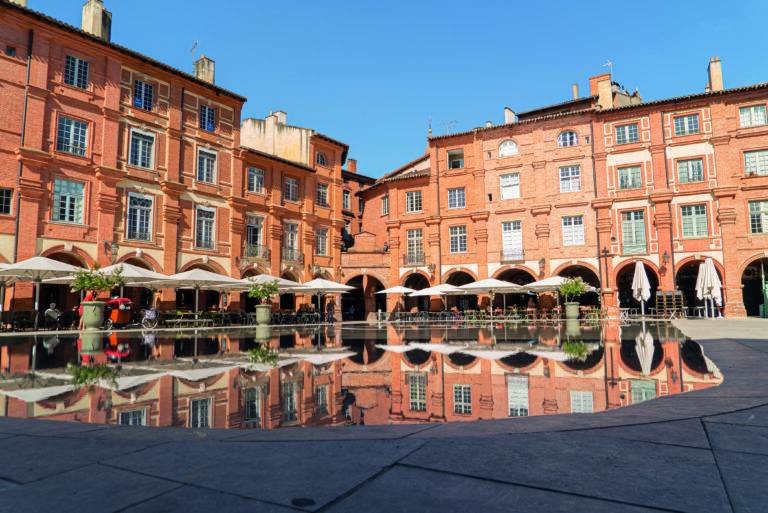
<box><xmin>116</xmin><ymin>251</ymin><xmax>162</xmax><ymax>272</ymax></box>
<box><xmin>552</xmin><ymin>261</ymin><xmax>601</xmax><ymax>287</ymax></box>
<box><xmin>402</xmin><ymin>272</ymin><xmax>431</xmax><ymax>312</ymax></box>
<box><xmin>675</xmin><ymin>256</ymin><xmax>726</xmax><ymax>285</ymax></box>
<box><xmin>675</xmin><ymin>256</ymin><xmax>726</xmax><ymax>315</ymax></box>
<box><xmin>37</xmin><ymin>248</ymin><xmax>90</xmax><ymax>312</ymax></box>
<box><xmin>239</xmin><ymin>264</ymin><xmax>270</xmax><ymax>279</ymax></box>
<box><xmin>492</xmin><ymin>265</ymin><xmax>538</xmax><ymax>282</ymax></box>
<box><xmin>493</xmin><ymin>265</ymin><xmax>538</xmax><ymax>309</ymax></box>
<box><xmin>445</xmin><ymin>270</ymin><xmax>478</xmax><ymax>311</ymax></box>
<box><xmin>178</xmin><ymin>258</ymin><xmax>228</xmax><ymax>275</ymax></box>
<box><xmin>615</xmin><ymin>259</ymin><xmax>660</xmax><ymax>311</ymax></box>
<box><xmin>441</xmin><ymin>267</ymin><xmax>478</xmax><ymax>285</ymax></box>
<box><xmin>497</xmin><ymin>353</ymin><xmax>540</xmax><ymax>372</ymax></box>
<box><xmin>40</xmin><ymin>245</ymin><xmax>92</xmax><ymax>268</ymax></box>
<box><xmin>343</xmin><ymin>274</ymin><xmax>386</xmax><ymax>320</ymax></box>
<box><xmin>557</xmin><ymin>346</ymin><xmax>605</xmax><ymax>374</ymax></box>
<box><xmin>737</xmin><ymin>254</ymin><xmax>768</xmax><ymax>317</ymax></box>
<box><xmin>400</xmin><ymin>269</ymin><xmax>431</xmax><ymax>287</ymax></box>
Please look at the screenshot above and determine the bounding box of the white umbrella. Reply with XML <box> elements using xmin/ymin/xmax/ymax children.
<box><xmin>148</xmin><ymin>269</ymin><xmax>243</xmax><ymax>313</ymax></box>
<box><xmin>696</xmin><ymin>257</ymin><xmax>722</xmax><ymax>318</ymax></box>
<box><xmin>635</xmin><ymin>328</ymin><xmax>655</xmax><ymax>376</ymax></box>
<box><xmin>631</xmin><ymin>261</ymin><xmax>651</xmax><ymax>317</ymax></box>
<box><xmin>0</xmin><ymin>273</ymin><xmax>22</xmax><ymax>313</ymax></box>
<box><xmin>299</xmin><ymin>278</ymin><xmax>354</xmax><ymax>319</ymax></box>
<box><xmin>376</xmin><ymin>286</ymin><xmax>416</xmax><ymax>316</ymax></box>
<box><xmin>408</xmin><ymin>342</ymin><xmax>468</xmax><ymax>354</ymax></box>
<box><xmin>458</xmin><ymin>278</ymin><xmax>522</xmax><ymax>316</ymax></box>
<box><xmin>524</xmin><ymin>276</ymin><xmax>596</xmax><ymax>310</ymax></box>
<box><xmin>409</xmin><ymin>283</ymin><xmax>464</xmax><ymax>312</ymax></box>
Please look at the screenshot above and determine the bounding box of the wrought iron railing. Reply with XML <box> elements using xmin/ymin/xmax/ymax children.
<box><xmin>403</xmin><ymin>252</ymin><xmax>425</xmax><ymax>266</ymax></box>
<box><xmin>126</xmin><ymin>230</ymin><xmax>152</xmax><ymax>242</ymax></box>
<box><xmin>282</xmin><ymin>247</ymin><xmax>303</xmax><ymax>263</ymax></box>
<box><xmin>245</xmin><ymin>244</ymin><xmax>269</xmax><ymax>260</ymax></box>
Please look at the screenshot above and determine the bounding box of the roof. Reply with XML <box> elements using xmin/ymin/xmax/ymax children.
<box><xmin>314</xmin><ymin>133</ymin><xmax>349</xmax><ymax>165</ymax></box>
<box><xmin>515</xmin><ymin>95</ymin><xmax>597</xmax><ymax>118</ymax></box>
<box><xmin>358</xmin><ymin>153</ymin><xmax>430</xmax><ymax>195</ymax></box>
<box><xmin>1</xmin><ymin>0</ymin><xmax>246</xmax><ymax>102</ymax></box>
<box><xmin>342</xmin><ymin>169</ymin><xmax>376</xmax><ymax>185</ymax></box>
<box><xmin>240</xmin><ymin>146</ymin><xmax>316</xmax><ymax>174</ymax></box>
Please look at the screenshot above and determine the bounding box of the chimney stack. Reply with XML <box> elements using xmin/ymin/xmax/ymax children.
<box><xmin>504</xmin><ymin>107</ymin><xmax>516</xmax><ymax>124</ymax></box>
<box><xmin>485</xmin><ymin>120</ymin><xmax>492</xmax><ymax>127</ymax></box>
<box><xmin>195</xmin><ymin>56</ymin><xmax>215</xmax><ymax>84</ymax></box>
<box><xmin>572</xmin><ymin>83</ymin><xmax>579</xmax><ymax>100</ymax></box>
<box><xmin>708</xmin><ymin>57</ymin><xmax>723</xmax><ymax>92</ymax></box>
<box><xmin>588</xmin><ymin>73</ymin><xmax>613</xmax><ymax>109</ymax></box>
<box><xmin>81</xmin><ymin>0</ymin><xmax>112</xmax><ymax>42</ymax></box>
<box><xmin>347</xmin><ymin>158</ymin><xmax>357</xmax><ymax>173</ymax></box>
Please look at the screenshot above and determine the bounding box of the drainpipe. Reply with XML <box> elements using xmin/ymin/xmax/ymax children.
<box><xmin>177</xmin><ymin>87</ymin><xmax>185</xmax><ymax>184</ymax></box>
<box><xmin>13</xmin><ymin>29</ymin><xmax>34</xmax><ymax>264</ymax></box>
<box><xmin>660</xmin><ymin>112</ymin><xmax>677</xmax><ymax>287</ymax></box>
<box><xmin>435</xmin><ymin>147</ymin><xmax>441</xmax><ymax>285</ymax></box>
<box><xmin>590</xmin><ymin>120</ymin><xmax>605</xmax><ymax>307</ymax></box>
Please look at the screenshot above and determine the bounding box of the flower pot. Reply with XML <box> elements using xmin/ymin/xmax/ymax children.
<box><xmin>565</xmin><ymin>318</ymin><xmax>581</xmax><ymax>337</ymax></box>
<box><xmin>79</xmin><ymin>331</ymin><xmax>104</xmax><ymax>355</ymax></box>
<box><xmin>81</xmin><ymin>301</ymin><xmax>105</xmax><ymax>331</ymax></box>
<box><xmin>255</xmin><ymin>325</ymin><xmax>272</xmax><ymax>342</ymax></box>
<box><xmin>255</xmin><ymin>304</ymin><xmax>272</xmax><ymax>326</ymax></box>
<box><xmin>564</xmin><ymin>302</ymin><xmax>580</xmax><ymax>320</ymax></box>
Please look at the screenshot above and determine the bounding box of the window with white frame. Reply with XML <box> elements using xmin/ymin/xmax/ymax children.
<box><xmin>200</xmin><ymin>104</ymin><xmax>215</xmax><ymax>132</ymax></box>
<box><xmin>126</xmin><ymin>193</ymin><xmax>153</xmax><ymax>241</ymax></box>
<box><xmin>448</xmin><ymin>187</ymin><xmax>466</xmax><ymax>209</ymax></box>
<box><xmin>453</xmin><ymin>384</ymin><xmax>471</xmax><ymax>414</ymax></box>
<box><xmin>749</xmin><ymin>200</ymin><xmax>768</xmax><ymax>234</ymax></box>
<box><xmin>246</xmin><ymin>214</ymin><xmax>263</xmax><ymax>246</ymax></box>
<box><xmin>501</xmin><ymin>221</ymin><xmax>523</xmax><ymax>261</ymax></box>
<box><xmin>500</xmin><ymin>173</ymin><xmax>520</xmax><ymax>200</ymax></box>
<box><xmin>190</xmin><ymin>398</ymin><xmax>211</xmax><ymax>428</ymax></box>
<box><xmin>406</xmin><ymin>229</ymin><xmax>423</xmax><ymax>262</ymax></box>
<box><xmin>570</xmin><ymin>391</ymin><xmax>594</xmax><ymax>413</ymax></box>
<box><xmin>673</xmin><ymin>114</ymin><xmax>700</xmax><ymax>136</ymax></box>
<box><xmin>382</xmin><ymin>195</ymin><xmax>389</xmax><ymax>215</ymax></box>
<box><xmin>562</xmin><ymin>215</ymin><xmax>584</xmax><ymax>246</ymax></box>
<box><xmin>195</xmin><ymin>206</ymin><xmax>215</xmax><ymax>249</ymax></box>
<box><xmin>196</xmin><ymin>149</ymin><xmax>216</xmax><ymax>183</ymax></box>
<box><xmin>618</xmin><ymin>165</ymin><xmax>642</xmax><ymax>190</ymax></box>
<box><xmin>405</xmin><ymin>190</ymin><xmax>422</xmax><ymax>213</ymax></box>
<box><xmin>558</xmin><ymin>130</ymin><xmax>578</xmax><ymax>147</ymax></box>
<box><xmin>447</xmin><ymin>149</ymin><xmax>464</xmax><ymax>169</ymax></box>
<box><xmin>449</xmin><ymin>225</ymin><xmax>467</xmax><ymax>253</ymax></box>
<box><xmin>677</xmin><ymin>158</ymin><xmax>704</xmax><ymax>183</ymax></box>
<box><xmin>507</xmin><ymin>375</ymin><xmax>529</xmax><ymax>417</ymax></box>
<box><xmin>316</xmin><ymin>153</ymin><xmax>327</xmax><ymax>166</ymax></box>
<box><xmin>315</xmin><ymin>385</ymin><xmax>328</xmax><ymax>415</ymax></box>
<box><xmin>119</xmin><ymin>409</ymin><xmax>146</xmax><ymax>426</ymax></box>
<box><xmin>129</xmin><ymin>129</ymin><xmax>155</xmax><ymax>169</ymax></box>
<box><xmin>316</xmin><ymin>227</ymin><xmax>328</xmax><ymax>256</ymax></box>
<box><xmin>282</xmin><ymin>381</ymin><xmax>298</xmax><ymax>422</ymax></box>
<box><xmin>53</xmin><ymin>179</ymin><xmax>85</xmax><ymax>224</ymax></box>
<box><xmin>64</xmin><ymin>55</ymin><xmax>89</xmax><ymax>89</ymax></box>
<box><xmin>57</xmin><ymin>116</ymin><xmax>88</xmax><ymax>156</ymax></box>
<box><xmin>559</xmin><ymin>166</ymin><xmax>581</xmax><ymax>193</ymax></box>
<box><xmin>681</xmin><ymin>204</ymin><xmax>708</xmax><ymax>238</ymax></box>
<box><xmin>408</xmin><ymin>374</ymin><xmax>427</xmax><ymax>412</ymax></box>
<box><xmin>284</xmin><ymin>177</ymin><xmax>299</xmax><ymax>202</ymax></box>
<box><xmin>631</xmin><ymin>381</ymin><xmax>657</xmax><ymax>404</ymax></box>
<box><xmin>284</xmin><ymin>222</ymin><xmax>298</xmax><ymax>250</ymax></box>
<box><xmin>0</xmin><ymin>188</ymin><xmax>11</xmax><ymax>216</ymax></box>
<box><xmin>621</xmin><ymin>210</ymin><xmax>646</xmax><ymax>254</ymax></box>
<box><xmin>498</xmin><ymin>140</ymin><xmax>518</xmax><ymax>157</ymax></box>
<box><xmin>739</xmin><ymin>105</ymin><xmax>767</xmax><ymax>128</ymax></box>
<box><xmin>343</xmin><ymin>190</ymin><xmax>350</xmax><ymax>209</ymax></box>
<box><xmin>615</xmin><ymin>123</ymin><xmax>639</xmax><ymax>145</ymax></box>
<box><xmin>133</xmin><ymin>79</ymin><xmax>153</xmax><ymax>111</ymax></box>
<box><xmin>316</xmin><ymin>183</ymin><xmax>329</xmax><ymax>208</ymax></box>
<box><xmin>744</xmin><ymin>149</ymin><xmax>768</xmax><ymax>176</ymax></box>
<box><xmin>248</xmin><ymin>167</ymin><xmax>265</xmax><ymax>193</ymax></box>
<box><xmin>243</xmin><ymin>387</ymin><xmax>262</xmax><ymax>427</ymax></box>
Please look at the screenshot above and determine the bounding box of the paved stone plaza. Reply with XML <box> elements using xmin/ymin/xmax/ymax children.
<box><xmin>0</xmin><ymin>318</ymin><xmax>766</xmax><ymax>512</ymax></box>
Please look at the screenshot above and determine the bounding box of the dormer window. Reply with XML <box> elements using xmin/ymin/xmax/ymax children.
<box><xmin>316</xmin><ymin>153</ymin><xmax>327</xmax><ymax>166</ymax></box>
<box><xmin>498</xmin><ymin>140</ymin><xmax>518</xmax><ymax>157</ymax></box>
<box><xmin>447</xmin><ymin>149</ymin><xmax>464</xmax><ymax>169</ymax></box>
<box><xmin>557</xmin><ymin>131</ymin><xmax>578</xmax><ymax>148</ymax></box>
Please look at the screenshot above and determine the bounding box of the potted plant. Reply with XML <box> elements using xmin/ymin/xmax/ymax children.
<box><xmin>71</xmin><ymin>264</ymin><xmax>124</xmax><ymax>330</ymax></box>
<box><xmin>66</xmin><ymin>362</ymin><xmax>118</xmax><ymax>392</ymax></box>
<box><xmin>562</xmin><ymin>340</ymin><xmax>590</xmax><ymax>362</ymax></box>
<box><xmin>560</xmin><ymin>277</ymin><xmax>587</xmax><ymax>320</ymax></box>
<box><xmin>247</xmin><ymin>344</ymin><xmax>279</xmax><ymax>367</ymax></box>
<box><xmin>248</xmin><ymin>280</ymin><xmax>280</xmax><ymax>326</ymax></box>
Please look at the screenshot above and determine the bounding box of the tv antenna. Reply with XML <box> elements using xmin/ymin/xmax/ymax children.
<box><xmin>190</xmin><ymin>41</ymin><xmax>199</xmax><ymax>69</ymax></box>
<box><xmin>444</xmin><ymin>119</ymin><xmax>458</xmax><ymax>134</ymax></box>
<box><xmin>603</xmin><ymin>59</ymin><xmax>613</xmax><ymax>78</ymax></box>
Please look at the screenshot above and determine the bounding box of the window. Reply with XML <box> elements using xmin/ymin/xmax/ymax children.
<box><xmin>195</xmin><ymin>206</ymin><xmax>215</xmax><ymax>249</ymax></box>
<box><xmin>498</xmin><ymin>140</ymin><xmax>518</xmax><ymax>157</ymax></box>
<box><xmin>316</xmin><ymin>183</ymin><xmax>329</xmax><ymax>208</ymax></box>
<box><xmin>677</xmin><ymin>159</ymin><xmax>704</xmax><ymax>183</ymax></box>
<box><xmin>246</xmin><ymin>215</ymin><xmax>263</xmax><ymax>246</ymax></box>
<box><xmin>562</xmin><ymin>215</ymin><xmax>584</xmax><ymax>246</ymax></box>
<box><xmin>359</xmin><ymin>198</ymin><xmax>363</xmax><ymax>212</ymax></box>
<box><xmin>190</xmin><ymin>398</ymin><xmax>211</xmax><ymax>428</ymax></box>
<box><xmin>284</xmin><ymin>177</ymin><xmax>299</xmax><ymax>202</ymax></box>
<box><xmin>618</xmin><ymin>165</ymin><xmax>642</xmax><ymax>190</ymax></box>
<box><xmin>5</xmin><ymin>47</ymin><xmax>15</xmax><ymax>57</ymax></box>
<box><xmin>248</xmin><ymin>168</ymin><xmax>265</xmax><ymax>193</ymax></box>
<box><xmin>749</xmin><ymin>201</ymin><xmax>768</xmax><ymax>234</ymax></box>
<box><xmin>52</xmin><ymin>179</ymin><xmax>85</xmax><ymax>224</ymax></box>
<box><xmin>408</xmin><ymin>374</ymin><xmax>427</xmax><ymax>412</ymax></box>
<box><xmin>558</xmin><ymin>130</ymin><xmax>578</xmax><ymax>147</ymax></box>
<box><xmin>196</xmin><ymin>149</ymin><xmax>216</xmax><ymax>183</ymax></box>
<box><xmin>64</xmin><ymin>55</ymin><xmax>89</xmax><ymax>89</ymax></box>
<box><xmin>56</xmin><ymin>116</ymin><xmax>88</xmax><ymax>156</ymax></box>
<box><xmin>453</xmin><ymin>384</ymin><xmax>471</xmax><ymax>414</ymax></box>
<box><xmin>405</xmin><ymin>190</ymin><xmax>422</xmax><ymax>213</ymax></box>
<box><xmin>673</xmin><ymin>114</ymin><xmax>700</xmax><ymax>136</ymax></box>
<box><xmin>507</xmin><ymin>375</ymin><xmax>529</xmax><ymax>417</ymax></box>
<box><xmin>119</xmin><ymin>409</ymin><xmax>146</xmax><ymax>426</ymax></box>
<box><xmin>316</xmin><ymin>153</ymin><xmax>327</xmax><ymax>166</ymax></box>
<box><xmin>448</xmin><ymin>188</ymin><xmax>466</xmax><ymax>209</ymax></box>
<box><xmin>316</xmin><ymin>228</ymin><xmax>328</xmax><ymax>256</ymax></box>
<box><xmin>501</xmin><ymin>221</ymin><xmax>523</xmax><ymax>261</ymax></box>
<box><xmin>559</xmin><ymin>166</ymin><xmax>581</xmax><ymax>193</ymax></box>
<box><xmin>681</xmin><ymin>204</ymin><xmax>708</xmax><ymax>238</ymax></box>
<box><xmin>358</xmin><ymin>222</ymin><xmax>363</xmax><ymax>233</ymax></box>
<box><xmin>500</xmin><ymin>173</ymin><xmax>520</xmax><ymax>200</ymax></box>
<box><xmin>744</xmin><ymin>149</ymin><xmax>768</xmax><ymax>176</ymax></box>
<box><xmin>343</xmin><ymin>221</ymin><xmax>350</xmax><ymax>238</ymax></box>
<box><xmin>615</xmin><ymin>123</ymin><xmax>639</xmax><ymax>145</ymax></box>
<box><xmin>200</xmin><ymin>104</ymin><xmax>215</xmax><ymax>132</ymax></box>
<box><xmin>621</xmin><ymin>210</ymin><xmax>646</xmax><ymax>254</ymax></box>
<box><xmin>631</xmin><ymin>381</ymin><xmax>656</xmax><ymax>404</ymax></box>
<box><xmin>570</xmin><ymin>391</ymin><xmax>593</xmax><ymax>413</ymax></box>
<box><xmin>282</xmin><ymin>381</ymin><xmax>298</xmax><ymax>422</ymax></box>
<box><xmin>739</xmin><ymin>105</ymin><xmax>767</xmax><ymax>128</ymax></box>
<box><xmin>126</xmin><ymin>193</ymin><xmax>153</xmax><ymax>241</ymax></box>
<box><xmin>406</xmin><ymin>229</ymin><xmax>423</xmax><ymax>264</ymax></box>
<box><xmin>243</xmin><ymin>387</ymin><xmax>261</xmax><ymax>427</ymax></box>
<box><xmin>133</xmin><ymin>79</ymin><xmax>153</xmax><ymax>111</ymax></box>
<box><xmin>284</xmin><ymin>223</ymin><xmax>298</xmax><ymax>250</ymax></box>
<box><xmin>382</xmin><ymin>195</ymin><xmax>389</xmax><ymax>215</ymax></box>
<box><xmin>447</xmin><ymin>149</ymin><xmax>464</xmax><ymax>169</ymax></box>
<box><xmin>449</xmin><ymin>225</ymin><xmax>467</xmax><ymax>253</ymax></box>
<box><xmin>343</xmin><ymin>190</ymin><xmax>350</xmax><ymax>210</ymax></box>
<box><xmin>315</xmin><ymin>386</ymin><xmax>328</xmax><ymax>415</ymax></box>
<box><xmin>128</xmin><ymin>130</ymin><xmax>154</xmax><ymax>169</ymax></box>
<box><xmin>0</xmin><ymin>188</ymin><xmax>12</xmax><ymax>216</ymax></box>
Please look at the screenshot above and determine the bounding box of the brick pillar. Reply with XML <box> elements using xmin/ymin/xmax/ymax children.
<box><xmin>94</xmin><ymin>166</ymin><xmax>126</xmax><ymax>267</ymax></box>
<box><xmin>593</xmin><ymin>198</ymin><xmax>619</xmax><ymax>318</ymax></box>
<box><xmin>714</xmin><ymin>186</ymin><xmax>747</xmax><ymax>317</ymax></box>
<box><xmin>426</xmin><ymin>218</ymin><xmax>440</xmax><ymax>286</ymax></box>
<box><xmin>650</xmin><ymin>190</ymin><xmax>674</xmax><ymax>291</ymax></box>
<box><xmin>471</xmin><ymin>211</ymin><xmax>490</xmax><ymax>279</ymax></box>
<box><xmin>531</xmin><ymin>205</ymin><xmax>551</xmax><ymax>279</ymax></box>
<box><xmin>269</xmin><ymin>220</ymin><xmax>283</xmax><ymax>277</ymax></box>
<box><xmin>156</xmin><ymin>374</ymin><xmax>174</xmax><ymax>427</ymax></box>
<box><xmin>159</xmin><ymin>181</ymin><xmax>185</xmax><ymax>305</ymax></box>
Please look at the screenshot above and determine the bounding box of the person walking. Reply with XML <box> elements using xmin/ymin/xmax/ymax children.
<box><xmin>78</xmin><ymin>290</ymin><xmax>95</xmax><ymax>330</ymax></box>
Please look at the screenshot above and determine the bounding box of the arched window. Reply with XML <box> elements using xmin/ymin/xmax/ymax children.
<box><xmin>498</xmin><ymin>140</ymin><xmax>518</xmax><ymax>158</ymax></box>
<box><xmin>316</xmin><ymin>153</ymin><xmax>327</xmax><ymax>166</ymax></box>
<box><xmin>558</xmin><ymin>131</ymin><xmax>578</xmax><ymax>148</ymax></box>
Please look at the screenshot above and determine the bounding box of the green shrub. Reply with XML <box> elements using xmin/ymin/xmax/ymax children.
<box><xmin>71</xmin><ymin>264</ymin><xmax>124</xmax><ymax>294</ymax></box>
<box><xmin>560</xmin><ymin>277</ymin><xmax>587</xmax><ymax>303</ymax></box>
<box><xmin>247</xmin><ymin>280</ymin><xmax>280</xmax><ymax>303</ymax></box>
<box><xmin>563</xmin><ymin>341</ymin><xmax>590</xmax><ymax>362</ymax></box>
<box><xmin>67</xmin><ymin>363</ymin><xmax>118</xmax><ymax>391</ymax></box>
<box><xmin>247</xmin><ymin>344</ymin><xmax>279</xmax><ymax>367</ymax></box>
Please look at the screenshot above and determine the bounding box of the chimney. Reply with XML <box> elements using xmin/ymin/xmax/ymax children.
<box><xmin>572</xmin><ymin>83</ymin><xmax>579</xmax><ymax>100</ymax></box>
<box><xmin>708</xmin><ymin>57</ymin><xmax>723</xmax><ymax>92</ymax></box>
<box><xmin>273</xmin><ymin>110</ymin><xmax>287</xmax><ymax>125</ymax></box>
<box><xmin>81</xmin><ymin>0</ymin><xmax>112</xmax><ymax>42</ymax></box>
<box><xmin>504</xmin><ymin>107</ymin><xmax>516</xmax><ymax>124</ymax></box>
<box><xmin>195</xmin><ymin>56</ymin><xmax>215</xmax><ymax>84</ymax></box>
<box><xmin>347</xmin><ymin>158</ymin><xmax>357</xmax><ymax>173</ymax></box>
<box><xmin>485</xmin><ymin>120</ymin><xmax>492</xmax><ymax>127</ymax></box>
<box><xmin>589</xmin><ymin>73</ymin><xmax>613</xmax><ymax>109</ymax></box>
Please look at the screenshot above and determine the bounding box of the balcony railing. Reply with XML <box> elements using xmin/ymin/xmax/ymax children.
<box><xmin>500</xmin><ymin>248</ymin><xmax>524</xmax><ymax>263</ymax></box>
<box><xmin>245</xmin><ymin>244</ymin><xmax>269</xmax><ymax>260</ymax></box>
<box><xmin>403</xmin><ymin>252</ymin><xmax>425</xmax><ymax>266</ymax></box>
<box><xmin>282</xmin><ymin>247</ymin><xmax>304</xmax><ymax>263</ymax></box>
<box><xmin>622</xmin><ymin>242</ymin><xmax>647</xmax><ymax>255</ymax></box>
<box><xmin>56</xmin><ymin>141</ymin><xmax>87</xmax><ymax>156</ymax></box>
<box><xmin>126</xmin><ymin>230</ymin><xmax>152</xmax><ymax>242</ymax></box>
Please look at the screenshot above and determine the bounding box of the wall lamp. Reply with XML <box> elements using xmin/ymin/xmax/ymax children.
<box><xmin>104</xmin><ymin>240</ymin><xmax>119</xmax><ymax>262</ymax></box>
<box><xmin>662</xmin><ymin>251</ymin><xmax>670</xmax><ymax>265</ymax></box>
<box><xmin>427</xmin><ymin>263</ymin><xmax>436</xmax><ymax>274</ymax></box>
<box><xmin>538</xmin><ymin>258</ymin><xmax>546</xmax><ymax>269</ymax></box>
<box><xmin>235</xmin><ymin>256</ymin><xmax>250</xmax><ymax>269</ymax></box>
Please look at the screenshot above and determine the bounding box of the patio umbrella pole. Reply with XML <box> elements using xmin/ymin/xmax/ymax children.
<box><xmin>34</xmin><ymin>280</ymin><xmax>40</xmax><ymax>330</ymax></box>
<box><xmin>195</xmin><ymin>287</ymin><xmax>200</xmax><ymax>316</ymax></box>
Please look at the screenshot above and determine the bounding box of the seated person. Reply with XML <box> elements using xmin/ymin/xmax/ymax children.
<box><xmin>44</xmin><ymin>303</ymin><xmax>60</xmax><ymax>328</ymax></box>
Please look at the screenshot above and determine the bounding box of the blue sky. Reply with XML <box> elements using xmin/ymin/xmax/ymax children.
<box><xmin>31</xmin><ymin>0</ymin><xmax>768</xmax><ymax>178</ymax></box>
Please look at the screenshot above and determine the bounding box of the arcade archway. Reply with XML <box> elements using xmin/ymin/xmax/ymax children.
<box><xmin>342</xmin><ymin>275</ymin><xmax>386</xmax><ymax>320</ymax></box>
<box><xmin>175</xmin><ymin>264</ymin><xmax>220</xmax><ymax>311</ymax></box>
<box><xmin>557</xmin><ymin>264</ymin><xmax>601</xmax><ymax>306</ymax></box>
<box><xmin>676</xmin><ymin>260</ymin><xmax>725</xmax><ymax>316</ymax></box>
<box><xmin>616</xmin><ymin>262</ymin><xmax>659</xmax><ymax>312</ymax></box>
<box><xmin>445</xmin><ymin>271</ymin><xmax>477</xmax><ymax>311</ymax></box>
<box><xmin>741</xmin><ymin>257</ymin><xmax>768</xmax><ymax>317</ymax></box>
<box><xmin>496</xmin><ymin>267</ymin><xmax>536</xmax><ymax>309</ymax></box>
<box><xmin>38</xmin><ymin>252</ymin><xmax>87</xmax><ymax>313</ymax></box>
<box><xmin>402</xmin><ymin>273</ymin><xmax>430</xmax><ymax>312</ymax></box>
<box><xmin>279</xmin><ymin>269</ymin><xmax>301</xmax><ymax>310</ymax></box>
<box><xmin>121</xmin><ymin>257</ymin><xmax>155</xmax><ymax>309</ymax></box>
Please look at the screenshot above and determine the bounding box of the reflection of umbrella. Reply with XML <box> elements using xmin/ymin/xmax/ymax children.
<box><xmin>460</xmin><ymin>348</ymin><xmax>520</xmax><ymax>360</ymax></box>
<box><xmin>409</xmin><ymin>342</ymin><xmax>468</xmax><ymax>354</ymax></box>
<box><xmin>631</xmin><ymin>261</ymin><xmax>651</xmax><ymax>317</ymax></box>
<box><xmin>696</xmin><ymin>257</ymin><xmax>722</xmax><ymax>318</ymax></box>
<box><xmin>635</xmin><ymin>328</ymin><xmax>655</xmax><ymax>376</ymax></box>
<box><xmin>147</xmin><ymin>269</ymin><xmax>243</xmax><ymax>312</ymax></box>
<box><xmin>289</xmin><ymin>350</ymin><xmax>355</xmax><ymax>365</ymax></box>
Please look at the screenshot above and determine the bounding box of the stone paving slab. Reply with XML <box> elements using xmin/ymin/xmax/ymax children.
<box><xmin>120</xmin><ymin>486</ymin><xmax>297</xmax><ymax>513</ymax></box>
<box><xmin>575</xmin><ymin>418</ymin><xmax>712</xmax><ymax>449</ymax></box>
<box><xmin>705</xmin><ymin>422</ymin><xmax>768</xmax><ymax>456</ymax></box>
<box><xmin>711</xmin><ymin>450</ymin><xmax>768</xmax><ymax>513</ymax></box>
<box><xmin>223</xmin><ymin>423</ymin><xmax>436</xmax><ymax>442</ymax></box>
<box><xmin>0</xmin><ymin>416</ymin><xmax>112</xmax><ymax>437</ymax></box>
<box><xmin>704</xmin><ymin>404</ymin><xmax>768</xmax><ymax>427</ymax></box>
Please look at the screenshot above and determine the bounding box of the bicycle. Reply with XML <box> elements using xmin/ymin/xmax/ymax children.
<box><xmin>139</xmin><ymin>308</ymin><xmax>158</xmax><ymax>329</ymax></box>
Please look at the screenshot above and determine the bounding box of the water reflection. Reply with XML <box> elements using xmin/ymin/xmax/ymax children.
<box><xmin>0</xmin><ymin>322</ymin><xmax>722</xmax><ymax>429</ymax></box>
